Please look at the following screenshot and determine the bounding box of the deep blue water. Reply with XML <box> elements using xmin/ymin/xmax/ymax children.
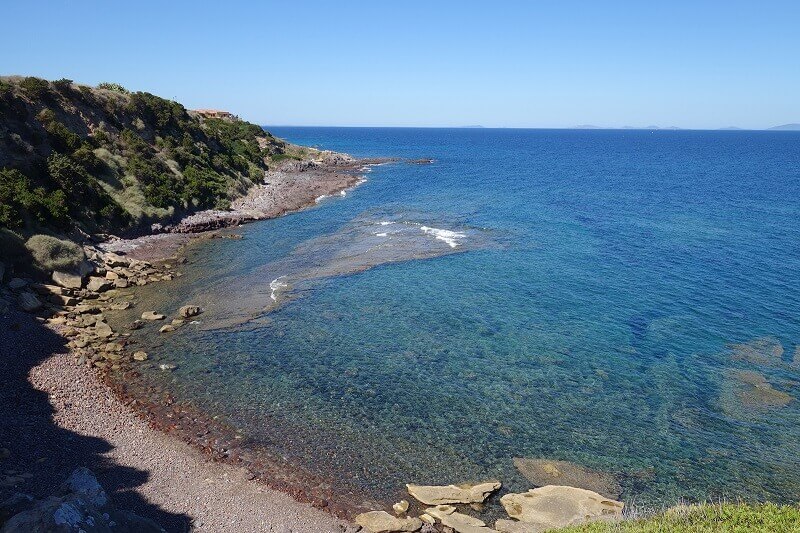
<box><xmin>118</xmin><ymin>128</ymin><xmax>800</xmax><ymax>508</ymax></box>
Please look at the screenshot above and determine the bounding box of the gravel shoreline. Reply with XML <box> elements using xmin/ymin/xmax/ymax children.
<box><xmin>0</xmin><ymin>151</ymin><xmax>395</xmax><ymax>531</ymax></box>
<box><xmin>27</xmin><ymin>325</ymin><xmax>354</xmax><ymax>532</ymax></box>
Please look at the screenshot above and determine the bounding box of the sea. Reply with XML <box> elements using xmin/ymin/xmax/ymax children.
<box><xmin>108</xmin><ymin>127</ymin><xmax>800</xmax><ymax>510</ymax></box>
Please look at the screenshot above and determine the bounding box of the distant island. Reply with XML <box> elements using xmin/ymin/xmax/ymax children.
<box><xmin>768</xmin><ymin>123</ymin><xmax>800</xmax><ymax>131</ymax></box>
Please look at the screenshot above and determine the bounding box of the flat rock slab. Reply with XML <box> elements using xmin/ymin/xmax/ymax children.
<box><xmin>142</xmin><ymin>311</ymin><xmax>166</xmax><ymax>320</ymax></box>
<box><xmin>355</xmin><ymin>510</ymin><xmax>422</xmax><ymax>532</ymax></box>
<box><xmin>500</xmin><ymin>485</ymin><xmax>623</xmax><ymax>531</ymax></box>
<box><xmin>425</xmin><ymin>505</ymin><xmax>497</xmax><ymax>533</ymax></box>
<box><xmin>407</xmin><ymin>481</ymin><xmax>501</xmax><ymax>505</ymax></box>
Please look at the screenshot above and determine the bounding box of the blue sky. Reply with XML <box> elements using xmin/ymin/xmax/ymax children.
<box><xmin>4</xmin><ymin>1</ymin><xmax>798</xmax><ymax>129</ymax></box>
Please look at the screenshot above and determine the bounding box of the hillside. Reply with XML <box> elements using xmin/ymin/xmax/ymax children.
<box><xmin>0</xmin><ymin>76</ymin><xmax>291</xmax><ymax>237</ymax></box>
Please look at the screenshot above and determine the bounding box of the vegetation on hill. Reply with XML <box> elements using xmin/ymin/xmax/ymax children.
<box><xmin>560</xmin><ymin>502</ymin><xmax>800</xmax><ymax>532</ymax></box>
<box><xmin>0</xmin><ymin>76</ymin><xmax>288</xmax><ymax>239</ymax></box>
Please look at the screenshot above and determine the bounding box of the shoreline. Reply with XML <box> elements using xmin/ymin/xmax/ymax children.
<box><xmin>1</xmin><ymin>149</ymin><xmax>398</xmax><ymax>530</ymax></box>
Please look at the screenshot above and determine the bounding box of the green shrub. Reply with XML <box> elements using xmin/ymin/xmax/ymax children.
<box><xmin>52</xmin><ymin>78</ymin><xmax>73</xmax><ymax>91</ymax></box>
<box><xmin>97</xmin><ymin>82</ymin><xmax>129</xmax><ymax>93</ymax></box>
<box><xmin>25</xmin><ymin>234</ymin><xmax>84</xmax><ymax>272</ymax></box>
<box><xmin>0</xmin><ymin>168</ymin><xmax>69</xmax><ymax>228</ymax></box>
<box><xmin>44</xmin><ymin>119</ymin><xmax>82</xmax><ymax>152</ymax></box>
<box><xmin>183</xmin><ymin>164</ymin><xmax>227</xmax><ymax>208</ymax></box>
<box><xmin>19</xmin><ymin>76</ymin><xmax>50</xmax><ymax>98</ymax></box>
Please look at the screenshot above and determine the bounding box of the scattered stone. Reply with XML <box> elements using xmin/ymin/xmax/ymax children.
<box><xmin>171</xmin><ymin>318</ymin><xmax>185</xmax><ymax>326</ymax></box>
<box><xmin>105</xmin><ymin>270</ymin><xmax>120</xmax><ymax>280</ymax></box>
<box><xmin>1</xmin><ymin>468</ymin><xmax>165</xmax><ymax>533</ymax></box>
<box><xmin>512</xmin><ymin>458</ymin><xmax>621</xmax><ymax>499</ymax></box>
<box><xmin>8</xmin><ymin>278</ymin><xmax>27</xmax><ymax>290</ymax></box>
<box><xmin>129</xmin><ymin>319</ymin><xmax>144</xmax><ymax>330</ymax></box>
<box><xmin>178</xmin><ymin>304</ymin><xmax>203</xmax><ymax>318</ymax></box>
<box><xmin>50</xmin><ymin>293</ymin><xmax>79</xmax><ymax>306</ymax></box>
<box><xmin>86</xmin><ymin>276</ymin><xmax>113</xmax><ymax>292</ymax></box>
<box><xmin>159</xmin><ymin>363</ymin><xmax>178</xmax><ymax>371</ymax></box>
<box><xmin>142</xmin><ymin>311</ymin><xmax>166</xmax><ymax>320</ymax></box>
<box><xmin>499</xmin><ymin>486</ymin><xmax>623</xmax><ymax>531</ymax></box>
<box><xmin>159</xmin><ymin>324</ymin><xmax>176</xmax><ymax>333</ymax></box>
<box><xmin>133</xmin><ymin>351</ymin><xmax>149</xmax><ymax>361</ymax></box>
<box><xmin>420</xmin><ymin>514</ymin><xmax>436</xmax><ymax>525</ymax></box>
<box><xmin>110</xmin><ymin>300</ymin><xmax>133</xmax><ymax>310</ymax></box>
<box><xmin>31</xmin><ymin>283</ymin><xmax>65</xmax><ymax>295</ymax></box>
<box><xmin>94</xmin><ymin>321</ymin><xmax>113</xmax><ymax>338</ymax></box>
<box><xmin>355</xmin><ymin>510</ymin><xmax>423</xmax><ymax>533</ymax></box>
<box><xmin>407</xmin><ymin>481</ymin><xmax>501</xmax><ymax>505</ymax></box>
<box><xmin>114</xmin><ymin>278</ymin><xmax>130</xmax><ymax>288</ymax></box>
<box><xmin>52</xmin><ymin>270</ymin><xmax>83</xmax><ymax>289</ymax></box>
<box><xmin>425</xmin><ymin>505</ymin><xmax>496</xmax><ymax>533</ymax></box>
<box><xmin>17</xmin><ymin>291</ymin><xmax>42</xmax><ymax>312</ymax></box>
<box><xmin>393</xmin><ymin>500</ymin><xmax>410</xmax><ymax>515</ymax></box>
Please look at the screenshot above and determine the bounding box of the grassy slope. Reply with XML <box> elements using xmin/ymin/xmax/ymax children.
<box><xmin>559</xmin><ymin>503</ymin><xmax>800</xmax><ymax>532</ymax></box>
<box><xmin>0</xmin><ymin>75</ymin><xmax>288</xmax><ymax>237</ymax></box>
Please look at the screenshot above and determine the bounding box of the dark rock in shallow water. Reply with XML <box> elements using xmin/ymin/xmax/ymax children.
<box><xmin>1</xmin><ymin>468</ymin><xmax>165</xmax><ymax>532</ymax></box>
<box><xmin>513</xmin><ymin>458</ymin><xmax>622</xmax><ymax>499</ymax></box>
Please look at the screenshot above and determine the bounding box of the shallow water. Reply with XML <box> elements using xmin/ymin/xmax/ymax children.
<box><xmin>112</xmin><ymin>128</ymin><xmax>800</xmax><ymax>509</ymax></box>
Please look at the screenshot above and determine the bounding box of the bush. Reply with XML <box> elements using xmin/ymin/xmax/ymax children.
<box><xmin>52</xmin><ymin>78</ymin><xmax>73</xmax><ymax>91</ymax></box>
<box><xmin>97</xmin><ymin>82</ymin><xmax>129</xmax><ymax>94</ymax></box>
<box><xmin>0</xmin><ymin>168</ymin><xmax>69</xmax><ymax>228</ymax></box>
<box><xmin>19</xmin><ymin>76</ymin><xmax>50</xmax><ymax>98</ymax></box>
<box><xmin>25</xmin><ymin>234</ymin><xmax>84</xmax><ymax>272</ymax></box>
<box><xmin>43</xmin><ymin>119</ymin><xmax>82</xmax><ymax>152</ymax></box>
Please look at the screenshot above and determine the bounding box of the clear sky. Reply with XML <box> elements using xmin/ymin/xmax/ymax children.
<box><xmin>4</xmin><ymin>1</ymin><xmax>798</xmax><ymax>129</ymax></box>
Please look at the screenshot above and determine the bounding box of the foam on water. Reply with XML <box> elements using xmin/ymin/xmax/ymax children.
<box><xmin>420</xmin><ymin>225</ymin><xmax>466</xmax><ymax>248</ymax></box>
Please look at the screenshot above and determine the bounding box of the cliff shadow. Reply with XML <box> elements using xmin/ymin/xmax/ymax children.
<box><xmin>0</xmin><ymin>308</ymin><xmax>191</xmax><ymax>532</ymax></box>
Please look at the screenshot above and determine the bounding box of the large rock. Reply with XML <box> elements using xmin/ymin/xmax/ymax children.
<box><xmin>407</xmin><ymin>481</ymin><xmax>501</xmax><ymax>505</ymax></box>
<box><xmin>17</xmin><ymin>291</ymin><xmax>42</xmax><ymax>312</ymax></box>
<box><xmin>424</xmin><ymin>505</ymin><xmax>496</xmax><ymax>533</ymax></box>
<box><xmin>355</xmin><ymin>510</ymin><xmax>423</xmax><ymax>532</ymax></box>
<box><xmin>499</xmin><ymin>485</ymin><xmax>623</xmax><ymax>531</ymax></box>
<box><xmin>2</xmin><ymin>467</ymin><xmax>165</xmax><ymax>532</ymax></box>
<box><xmin>512</xmin><ymin>458</ymin><xmax>621</xmax><ymax>499</ymax></box>
<box><xmin>86</xmin><ymin>276</ymin><xmax>113</xmax><ymax>293</ymax></box>
<box><xmin>178</xmin><ymin>304</ymin><xmax>203</xmax><ymax>318</ymax></box>
<box><xmin>103</xmin><ymin>252</ymin><xmax>130</xmax><ymax>267</ymax></box>
<box><xmin>94</xmin><ymin>321</ymin><xmax>113</xmax><ymax>339</ymax></box>
<box><xmin>52</xmin><ymin>270</ymin><xmax>83</xmax><ymax>289</ymax></box>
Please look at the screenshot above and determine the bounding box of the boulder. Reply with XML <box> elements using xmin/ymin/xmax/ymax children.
<box><xmin>424</xmin><ymin>505</ymin><xmax>496</xmax><ymax>533</ymax></box>
<box><xmin>355</xmin><ymin>510</ymin><xmax>423</xmax><ymax>532</ymax></box>
<box><xmin>407</xmin><ymin>481</ymin><xmax>501</xmax><ymax>505</ymax></box>
<box><xmin>104</xmin><ymin>252</ymin><xmax>130</xmax><ymax>267</ymax></box>
<box><xmin>142</xmin><ymin>311</ymin><xmax>166</xmax><ymax>320</ymax></box>
<box><xmin>129</xmin><ymin>319</ymin><xmax>145</xmax><ymax>330</ymax></box>
<box><xmin>52</xmin><ymin>270</ymin><xmax>83</xmax><ymax>289</ymax></box>
<box><xmin>31</xmin><ymin>283</ymin><xmax>66</xmax><ymax>295</ymax></box>
<box><xmin>178</xmin><ymin>304</ymin><xmax>203</xmax><ymax>318</ymax></box>
<box><xmin>105</xmin><ymin>270</ymin><xmax>119</xmax><ymax>280</ymax></box>
<box><xmin>114</xmin><ymin>278</ymin><xmax>130</xmax><ymax>288</ymax></box>
<box><xmin>159</xmin><ymin>324</ymin><xmax>176</xmax><ymax>333</ymax></box>
<box><xmin>133</xmin><ymin>351</ymin><xmax>148</xmax><ymax>361</ymax></box>
<box><xmin>499</xmin><ymin>486</ymin><xmax>623</xmax><ymax>531</ymax></box>
<box><xmin>8</xmin><ymin>278</ymin><xmax>27</xmax><ymax>290</ymax></box>
<box><xmin>94</xmin><ymin>321</ymin><xmax>113</xmax><ymax>339</ymax></box>
<box><xmin>17</xmin><ymin>291</ymin><xmax>42</xmax><ymax>312</ymax></box>
<box><xmin>86</xmin><ymin>276</ymin><xmax>113</xmax><ymax>293</ymax></box>
<box><xmin>109</xmin><ymin>301</ymin><xmax>133</xmax><ymax>310</ymax></box>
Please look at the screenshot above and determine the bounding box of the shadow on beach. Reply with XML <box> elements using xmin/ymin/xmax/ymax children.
<box><xmin>0</xmin><ymin>309</ymin><xmax>191</xmax><ymax>532</ymax></box>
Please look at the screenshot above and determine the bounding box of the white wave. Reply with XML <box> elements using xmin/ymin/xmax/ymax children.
<box><xmin>340</xmin><ymin>190</ymin><xmax>347</xmax><ymax>197</ymax></box>
<box><xmin>375</xmin><ymin>232</ymin><xmax>388</xmax><ymax>237</ymax></box>
<box><xmin>270</xmin><ymin>275</ymin><xmax>289</xmax><ymax>301</ymax></box>
<box><xmin>315</xmin><ymin>195</ymin><xmax>327</xmax><ymax>204</ymax></box>
<box><xmin>420</xmin><ymin>225</ymin><xmax>466</xmax><ymax>248</ymax></box>
<box><xmin>378</xmin><ymin>221</ymin><xmax>394</xmax><ymax>226</ymax></box>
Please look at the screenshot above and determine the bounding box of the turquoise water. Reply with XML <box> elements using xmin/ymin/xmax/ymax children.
<box><xmin>118</xmin><ymin>128</ymin><xmax>800</xmax><ymax>508</ymax></box>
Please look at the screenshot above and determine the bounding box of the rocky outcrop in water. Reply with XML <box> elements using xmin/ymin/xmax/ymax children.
<box><xmin>407</xmin><ymin>481</ymin><xmax>501</xmax><ymax>505</ymax></box>
<box><xmin>354</xmin><ymin>510</ymin><xmax>423</xmax><ymax>532</ymax></box>
<box><xmin>1</xmin><ymin>468</ymin><xmax>164</xmax><ymax>532</ymax></box>
<box><xmin>498</xmin><ymin>485</ymin><xmax>623</xmax><ymax>532</ymax></box>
